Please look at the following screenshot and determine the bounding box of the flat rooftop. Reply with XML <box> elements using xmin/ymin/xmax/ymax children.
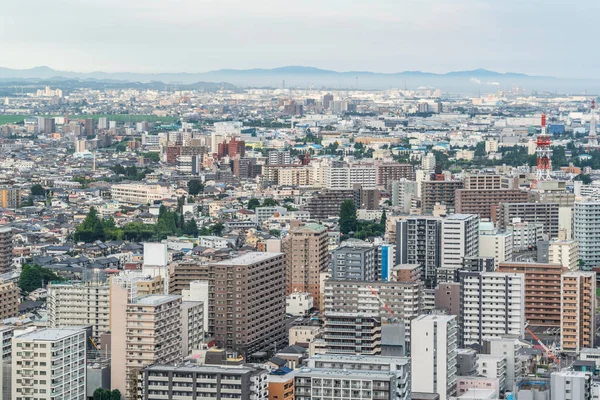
<box><xmin>16</xmin><ymin>328</ymin><xmax>84</xmax><ymax>341</ymax></box>
<box><xmin>310</xmin><ymin>353</ymin><xmax>409</xmax><ymax>364</ymax></box>
<box><xmin>296</xmin><ymin>367</ymin><xmax>396</xmax><ymax>379</ymax></box>
<box><xmin>212</xmin><ymin>252</ymin><xmax>284</xmax><ymax>266</ymax></box>
<box><xmin>135</xmin><ymin>294</ymin><xmax>181</xmax><ymax>305</ymax></box>
<box><xmin>146</xmin><ymin>364</ymin><xmax>256</xmax><ymax>375</ymax></box>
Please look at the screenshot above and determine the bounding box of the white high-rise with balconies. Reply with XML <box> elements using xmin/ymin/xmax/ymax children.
<box><xmin>12</xmin><ymin>328</ymin><xmax>86</xmax><ymax>400</ymax></box>
<box><xmin>411</xmin><ymin>314</ymin><xmax>458</xmax><ymax>400</ymax></box>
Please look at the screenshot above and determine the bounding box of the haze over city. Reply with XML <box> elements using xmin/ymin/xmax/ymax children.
<box><xmin>2</xmin><ymin>0</ymin><xmax>600</xmax><ymax>78</ymax></box>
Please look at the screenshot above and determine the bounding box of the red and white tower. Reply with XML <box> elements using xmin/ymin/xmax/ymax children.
<box><xmin>588</xmin><ymin>100</ymin><xmax>598</xmax><ymax>149</ymax></box>
<box><xmin>535</xmin><ymin>113</ymin><xmax>552</xmax><ymax>184</ymax></box>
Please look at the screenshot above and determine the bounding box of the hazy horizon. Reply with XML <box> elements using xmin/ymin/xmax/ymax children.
<box><xmin>3</xmin><ymin>0</ymin><xmax>599</xmax><ymax>79</ymax></box>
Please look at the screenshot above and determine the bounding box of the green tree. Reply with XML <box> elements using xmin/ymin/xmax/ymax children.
<box><xmin>575</xmin><ymin>174</ymin><xmax>593</xmax><ymax>184</ymax></box>
<box><xmin>247</xmin><ymin>198</ymin><xmax>260</xmax><ymax>210</ymax></box>
<box><xmin>93</xmin><ymin>388</ymin><xmax>104</xmax><ymax>400</ymax></box>
<box><xmin>19</xmin><ymin>264</ymin><xmax>62</xmax><ymax>293</ymax></box>
<box><xmin>183</xmin><ymin>219</ymin><xmax>199</xmax><ymax>236</ymax></box>
<box><xmin>380</xmin><ymin>209</ymin><xmax>387</xmax><ymax>228</ymax></box>
<box><xmin>339</xmin><ymin>200</ymin><xmax>357</xmax><ymax>235</ymax></box>
<box><xmin>187</xmin><ymin>179</ymin><xmax>204</xmax><ymax>196</ymax></box>
<box><xmin>110</xmin><ymin>389</ymin><xmax>122</xmax><ymax>400</ymax></box>
<box><xmin>210</xmin><ymin>222</ymin><xmax>225</xmax><ymax>236</ymax></box>
<box><xmin>262</xmin><ymin>198</ymin><xmax>279</xmax><ymax>207</ymax></box>
<box><xmin>30</xmin><ymin>184</ymin><xmax>45</xmax><ymax>197</ymax></box>
<box><xmin>269</xmin><ymin>229</ymin><xmax>281</xmax><ymax>237</ymax></box>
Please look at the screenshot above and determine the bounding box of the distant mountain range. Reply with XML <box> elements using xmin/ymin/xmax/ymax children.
<box><xmin>0</xmin><ymin>65</ymin><xmax>597</xmax><ymax>93</ymax></box>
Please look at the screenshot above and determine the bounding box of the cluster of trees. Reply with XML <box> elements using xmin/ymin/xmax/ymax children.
<box><xmin>353</xmin><ymin>142</ymin><xmax>375</xmax><ymax>159</ymax></box>
<box><xmin>109</xmin><ymin>164</ymin><xmax>151</xmax><ymax>181</ymax></box>
<box><xmin>339</xmin><ymin>200</ymin><xmax>386</xmax><ymax>240</ymax></box>
<box><xmin>74</xmin><ymin>206</ymin><xmax>221</xmax><ymax>243</ymax></box>
<box><xmin>247</xmin><ymin>198</ymin><xmax>279</xmax><ymax>210</ymax></box>
<box><xmin>19</xmin><ymin>264</ymin><xmax>62</xmax><ymax>293</ymax></box>
<box><xmin>187</xmin><ymin>179</ymin><xmax>205</xmax><ymax>196</ymax></box>
<box><xmin>92</xmin><ymin>389</ymin><xmax>121</xmax><ymax>400</ymax></box>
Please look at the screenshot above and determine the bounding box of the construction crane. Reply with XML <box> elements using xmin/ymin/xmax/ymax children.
<box><xmin>525</xmin><ymin>326</ymin><xmax>560</xmax><ymax>364</ymax></box>
<box><xmin>89</xmin><ymin>336</ymin><xmax>100</xmax><ymax>351</ymax></box>
<box><xmin>366</xmin><ymin>285</ymin><xmax>397</xmax><ymax>322</ymax></box>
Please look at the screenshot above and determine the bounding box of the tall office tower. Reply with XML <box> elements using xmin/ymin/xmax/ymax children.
<box><xmin>497</xmin><ymin>262</ymin><xmax>566</xmax><ymax>328</ymax></box>
<box><xmin>496</xmin><ymin>202</ymin><xmax>559</xmax><ymax>239</ymax></box>
<box><xmin>0</xmin><ymin>186</ymin><xmax>21</xmax><ymax>208</ymax></box>
<box><xmin>560</xmin><ymin>271</ymin><xmax>596</xmax><ymax>352</ymax></box>
<box><xmin>97</xmin><ymin>117</ymin><xmax>108</xmax><ymax>130</ymax></box>
<box><xmin>12</xmin><ymin>328</ymin><xmax>86</xmax><ymax>400</ymax></box>
<box><xmin>138</xmin><ymin>364</ymin><xmax>268</xmax><ymax>400</ymax></box>
<box><xmin>324</xmin><ymin>280</ymin><xmax>422</xmax><ymax>344</ymax></box>
<box><xmin>574</xmin><ymin>201</ymin><xmax>600</xmax><ymax>270</ymax></box>
<box><xmin>390</xmin><ymin>179</ymin><xmax>418</xmax><ymax>213</ymax></box>
<box><xmin>551</xmin><ymin>370</ymin><xmax>593</xmax><ymax>400</ymax></box>
<box><xmin>0</xmin><ymin>227</ymin><xmax>13</xmax><ymax>273</ymax></box>
<box><xmin>84</xmin><ymin>118</ymin><xmax>94</xmax><ymax>136</ymax></box>
<box><xmin>438</xmin><ymin>214</ymin><xmax>479</xmax><ymax>283</ymax></box>
<box><xmin>110</xmin><ymin>272</ymin><xmax>167</xmax><ymax>397</ymax></box>
<box><xmin>459</xmin><ymin>272</ymin><xmax>525</xmax><ymax>346</ymax></box>
<box><xmin>455</xmin><ymin>189</ymin><xmax>530</xmax><ymax>220</ymax></box>
<box><xmin>396</xmin><ymin>217</ymin><xmax>442</xmax><ymax>288</ymax></box>
<box><xmin>375</xmin><ymin>162</ymin><xmax>415</xmax><ymax>185</ymax></box>
<box><xmin>122</xmin><ymin>295</ymin><xmax>182</xmax><ymax>398</ymax></box>
<box><xmin>283</xmin><ymin>223</ymin><xmax>329</xmax><ymax>306</ymax></box>
<box><xmin>268</xmin><ymin>150</ymin><xmax>292</xmax><ymax>165</ymax></box>
<box><xmin>421</xmin><ymin>180</ymin><xmax>463</xmax><ymax>214</ymax></box>
<box><xmin>296</xmin><ymin>354</ymin><xmax>411</xmax><ymax>400</ymax></box>
<box><xmin>331</xmin><ymin>241</ymin><xmax>377</xmax><ymax>280</ymax></box>
<box><xmin>41</xmin><ymin>117</ymin><xmax>55</xmax><ymax>134</ymax></box>
<box><xmin>208</xmin><ymin>252</ymin><xmax>287</xmax><ymax>357</ymax></box>
<box><xmin>168</xmin><ymin>259</ymin><xmax>209</xmax><ymax>294</ymax></box>
<box><xmin>47</xmin><ymin>281</ymin><xmax>110</xmax><ymax>341</ymax></box>
<box><xmin>411</xmin><ymin>315</ymin><xmax>458</xmax><ymax>400</ymax></box>
<box><xmin>548</xmin><ymin>240</ymin><xmax>579</xmax><ymax>271</ymax></box>
<box><xmin>322</xmin><ymin>93</ymin><xmax>334</xmax><ymax>109</ymax></box>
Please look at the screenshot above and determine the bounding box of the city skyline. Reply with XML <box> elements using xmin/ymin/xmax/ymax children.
<box><xmin>2</xmin><ymin>0</ymin><xmax>599</xmax><ymax>78</ymax></box>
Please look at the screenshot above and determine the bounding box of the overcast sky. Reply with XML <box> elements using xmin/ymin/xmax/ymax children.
<box><xmin>1</xmin><ymin>0</ymin><xmax>596</xmax><ymax>77</ymax></box>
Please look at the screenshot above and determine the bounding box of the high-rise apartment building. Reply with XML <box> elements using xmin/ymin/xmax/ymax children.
<box><xmin>283</xmin><ymin>223</ymin><xmax>329</xmax><ymax>307</ymax></box>
<box><xmin>574</xmin><ymin>201</ymin><xmax>600</xmax><ymax>269</ymax></box>
<box><xmin>0</xmin><ymin>228</ymin><xmax>13</xmax><ymax>274</ymax></box>
<box><xmin>138</xmin><ymin>364</ymin><xmax>268</xmax><ymax>400</ymax></box>
<box><xmin>208</xmin><ymin>252</ymin><xmax>287</xmax><ymax>357</ymax></box>
<box><xmin>561</xmin><ymin>271</ymin><xmax>596</xmax><ymax>352</ymax></box>
<box><xmin>0</xmin><ymin>280</ymin><xmax>18</xmax><ymax>320</ymax></box>
<box><xmin>303</xmin><ymin>189</ymin><xmax>354</xmax><ymax>219</ymax></box>
<box><xmin>496</xmin><ymin>202</ymin><xmax>559</xmax><ymax>238</ymax></box>
<box><xmin>331</xmin><ymin>242</ymin><xmax>377</xmax><ymax>281</ymax></box>
<box><xmin>323</xmin><ymin>312</ymin><xmax>382</xmax><ymax>355</ymax></box>
<box><xmin>459</xmin><ymin>271</ymin><xmax>525</xmax><ymax>346</ymax></box>
<box><xmin>375</xmin><ymin>163</ymin><xmax>414</xmax><ymax>185</ymax></box>
<box><xmin>268</xmin><ymin>150</ymin><xmax>292</xmax><ymax>165</ymax></box>
<box><xmin>455</xmin><ymin>189</ymin><xmax>529</xmax><ymax>220</ymax></box>
<box><xmin>84</xmin><ymin>118</ymin><xmax>94</xmax><ymax>136</ymax></box>
<box><xmin>479</xmin><ymin>227</ymin><xmax>513</xmax><ymax>264</ymax></box>
<box><xmin>323</xmin><ymin>280</ymin><xmax>422</xmax><ymax>342</ymax></box>
<box><xmin>396</xmin><ymin>217</ymin><xmax>442</xmax><ymax>288</ymax></box>
<box><xmin>411</xmin><ymin>315</ymin><xmax>458</xmax><ymax>400</ymax></box>
<box><xmin>168</xmin><ymin>259</ymin><xmax>209</xmax><ymax>294</ymax></box>
<box><xmin>462</xmin><ymin>174</ymin><xmax>503</xmax><ymax>190</ymax></box>
<box><xmin>548</xmin><ymin>240</ymin><xmax>579</xmax><ymax>271</ymax></box>
<box><xmin>497</xmin><ymin>262</ymin><xmax>566</xmax><ymax>327</ymax></box>
<box><xmin>439</xmin><ymin>214</ymin><xmax>479</xmax><ymax>282</ymax></box>
<box><xmin>296</xmin><ymin>354</ymin><xmax>411</xmax><ymax>400</ymax></box>
<box><xmin>390</xmin><ymin>179</ymin><xmax>418</xmax><ymax>213</ymax></box>
<box><xmin>421</xmin><ymin>180</ymin><xmax>463</xmax><ymax>214</ymax></box>
<box><xmin>12</xmin><ymin>328</ymin><xmax>86</xmax><ymax>400</ymax></box>
<box><xmin>0</xmin><ymin>186</ymin><xmax>21</xmax><ymax>208</ymax></box>
<box><xmin>550</xmin><ymin>370</ymin><xmax>594</xmax><ymax>400</ymax></box>
<box><xmin>47</xmin><ymin>281</ymin><xmax>110</xmax><ymax>341</ymax></box>
<box><xmin>182</xmin><ymin>301</ymin><xmax>204</xmax><ymax>357</ymax></box>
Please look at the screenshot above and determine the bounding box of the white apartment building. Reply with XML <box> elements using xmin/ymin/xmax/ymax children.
<box><xmin>181</xmin><ymin>301</ymin><xmax>204</xmax><ymax>357</ymax></box>
<box><xmin>441</xmin><ymin>214</ymin><xmax>479</xmax><ymax>273</ymax></box>
<box><xmin>477</xmin><ymin>355</ymin><xmax>507</xmax><ymax>393</ymax></box>
<box><xmin>411</xmin><ymin>315</ymin><xmax>458</xmax><ymax>400</ymax></box>
<box><xmin>47</xmin><ymin>282</ymin><xmax>110</xmax><ymax>342</ymax></box>
<box><xmin>479</xmin><ymin>230</ymin><xmax>513</xmax><ymax>264</ymax></box>
<box><xmin>509</xmin><ymin>220</ymin><xmax>544</xmax><ymax>252</ymax></box>
<box><xmin>460</xmin><ymin>272</ymin><xmax>525</xmax><ymax>346</ymax></box>
<box><xmin>111</xmin><ymin>183</ymin><xmax>175</xmax><ymax>204</ymax></box>
<box><xmin>12</xmin><ymin>328</ymin><xmax>86</xmax><ymax>400</ymax></box>
<box><xmin>324</xmin><ymin>166</ymin><xmax>377</xmax><ymax>189</ymax></box>
<box><xmin>548</xmin><ymin>240</ymin><xmax>579</xmax><ymax>271</ymax></box>
<box><xmin>573</xmin><ymin>201</ymin><xmax>600</xmax><ymax>269</ymax></box>
<box><xmin>483</xmin><ymin>336</ymin><xmax>529</xmax><ymax>389</ymax></box>
<box><xmin>286</xmin><ymin>292</ymin><xmax>314</xmax><ymax>316</ymax></box>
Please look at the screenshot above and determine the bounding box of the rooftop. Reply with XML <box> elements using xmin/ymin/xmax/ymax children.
<box><xmin>16</xmin><ymin>328</ymin><xmax>85</xmax><ymax>341</ymax></box>
<box><xmin>212</xmin><ymin>252</ymin><xmax>284</xmax><ymax>266</ymax></box>
<box><xmin>296</xmin><ymin>367</ymin><xmax>396</xmax><ymax>379</ymax></box>
<box><xmin>135</xmin><ymin>294</ymin><xmax>181</xmax><ymax>306</ymax></box>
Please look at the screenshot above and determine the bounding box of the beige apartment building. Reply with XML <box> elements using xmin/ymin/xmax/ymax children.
<box><xmin>497</xmin><ymin>262</ymin><xmax>567</xmax><ymax>327</ymax></box>
<box><xmin>548</xmin><ymin>240</ymin><xmax>579</xmax><ymax>271</ymax></box>
<box><xmin>0</xmin><ymin>227</ymin><xmax>13</xmax><ymax>273</ymax></box>
<box><xmin>0</xmin><ymin>279</ymin><xmax>18</xmax><ymax>319</ymax></box>
<box><xmin>110</xmin><ymin>183</ymin><xmax>176</xmax><ymax>204</ymax></box>
<box><xmin>561</xmin><ymin>272</ymin><xmax>596</xmax><ymax>352</ymax></box>
<box><xmin>283</xmin><ymin>223</ymin><xmax>329</xmax><ymax>308</ymax></box>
